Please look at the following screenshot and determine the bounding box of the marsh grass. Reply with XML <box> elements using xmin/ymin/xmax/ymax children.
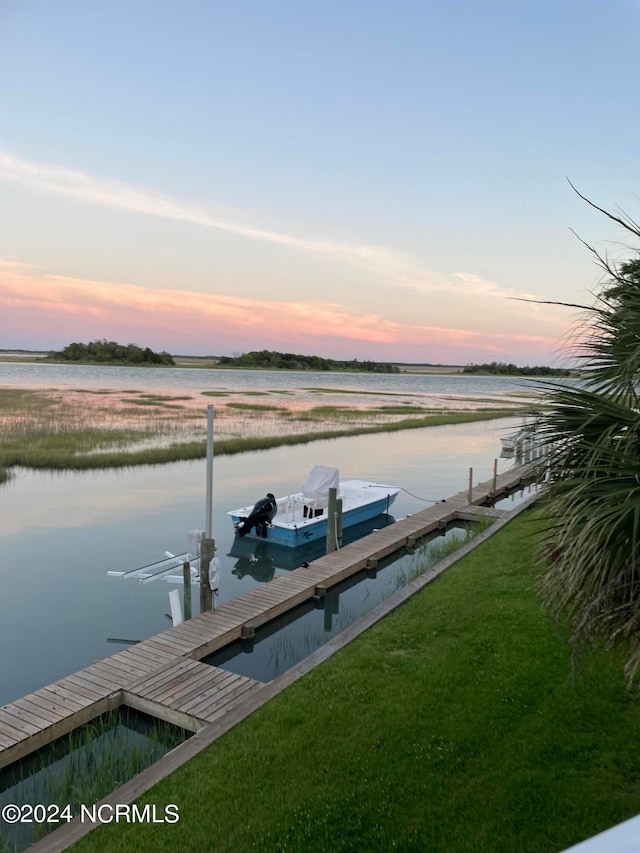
<box><xmin>394</xmin><ymin>519</ymin><xmax>494</xmax><ymax>589</ymax></box>
<box><xmin>0</xmin><ymin>708</ymin><xmax>190</xmax><ymax>851</ymax></box>
<box><xmin>71</xmin><ymin>388</ymin><xmax>118</xmax><ymax>395</ymax></box>
<box><xmin>296</xmin><ymin>406</ymin><xmax>361</xmax><ymax>419</ymax></box>
<box><xmin>375</xmin><ymin>404</ymin><xmax>427</xmax><ymax>413</ymax></box>
<box><xmin>201</xmin><ymin>391</ymin><xmax>271</xmax><ymax>397</ymax></box>
<box><xmin>0</xmin><ymin>407</ymin><xmax>521</xmax><ymax>470</ymax></box>
<box><xmin>301</xmin><ymin>387</ymin><xmax>412</xmax><ymax>396</ymax></box>
<box><xmin>0</xmin><ymin>384</ymin><xmax>524</xmax><ymax>471</ymax></box>
<box><xmin>226</xmin><ymin>403</ymin><xmax>288</xmax><ymax>412</ymax></box>
<box><xmin>125</xmin><ymin>399</ymin><xmax>188</xmax><ymax>409</ymax></box>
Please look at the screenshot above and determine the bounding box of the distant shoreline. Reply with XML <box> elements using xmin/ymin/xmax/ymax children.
<box><xmin>0</xmin><ymin>351</ymin><xmax>569</xmax><ymax>377</ymax></box>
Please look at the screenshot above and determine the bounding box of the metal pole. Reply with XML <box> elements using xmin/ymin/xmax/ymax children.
<box><xmin>205</xmin><ymin>405</ymin><xmax>214</xmax><ymax>539</ymax></box>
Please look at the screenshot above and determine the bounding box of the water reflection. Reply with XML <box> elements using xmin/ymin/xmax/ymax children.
<box><xmin>0</xmin><ymin>361</ymin><xmax>543</xmax><ymax>398</ymax></box>
<box><xmin>0</xmin><ymin>418</ymin><xmax>521</xmax><ymax>705</ymax></box>
<box><xmin>228</xmin><ymin>513</ymin><xmax>395</xmax><ymax>576</ymax></box>
<box><xmin>207</xmin><ymin>525</ymin><xmax>470</xmax><ymax>682</ymax></box>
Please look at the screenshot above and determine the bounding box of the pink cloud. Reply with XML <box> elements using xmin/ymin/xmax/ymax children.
<box><xmin>0</xmin><ymin>260</ymin><xmax>561</xmax><ymax>364</ymax></box>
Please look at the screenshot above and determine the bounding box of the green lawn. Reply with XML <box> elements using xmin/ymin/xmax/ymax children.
<box><xmin>73</xmin><ymin>510</ymin><xmax>640</xmax><ymax>852</ymax></box>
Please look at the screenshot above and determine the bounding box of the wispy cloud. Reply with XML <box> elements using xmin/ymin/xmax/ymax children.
<box><xmin>0</xmin><ymin>150</ymin><xmax>432</xmax><ymax>286</ymax></box>
<box><xmin>0</xmin><ymin>150</ymin><xmax>539</xmax><ymax>305</ymax></box>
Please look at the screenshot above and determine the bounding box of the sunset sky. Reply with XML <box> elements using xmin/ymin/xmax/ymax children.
<box><xmin>1</xmin><ymin>1</ymin><xmax>639</xmax><ymax>365</ymax></box>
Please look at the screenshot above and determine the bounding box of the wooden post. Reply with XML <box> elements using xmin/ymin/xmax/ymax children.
<box><xmin>183</xmin><ymin>561</ymin><xmax>192</xmax><ymax>621</ymax></box>
<box><xmin>326</xmin><ymin>487</ymin><xmax>338</xmax><ymax>553</ymax></box>
<box><xmin>491</xmin><ymin>459</ymin><xmax>497</xmax><ymax>499</ymax></box>
<box><xmin>336</xmin><ymin>497</ymin><xmax>343</xmax><ymax>547</ymax></box>
<box><xmin>468</xmin><ymin>467</ymin><xmax>473</xmax><ymax>503</ymax></box>
<box><xmin>200</xmin><ymin>537</ymin><xmax>215</xmax><ymax>613</ymax></box>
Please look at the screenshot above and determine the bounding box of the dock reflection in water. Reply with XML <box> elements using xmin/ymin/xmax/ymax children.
<box><xmin>229</xmin><ymin>513</ymin><xmax>396</xmax><ymax>579</ymax></box>
<box><xmin>210</xmin><ymin>521</ymin><xmax>473</xmax><ymax>683</ymax></box>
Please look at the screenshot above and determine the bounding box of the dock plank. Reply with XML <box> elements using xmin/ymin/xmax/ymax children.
<box><xmin>126</xmin><ymin>659</ymin><xmax>201</xmax><ymax>695</ymax></box>
<box><xmin>30</xmin><ymin>687</ymin><xmax>86</xmax><ymax>716</ymax></box>
<box><xmin>142</xmin><ymin>666</ymin><xmax>216</xmax><ymax>703</ymax></box>
<box><xmin>181</xmin><ymin>676</ymin><xmax>260</xmax><ymax>718</ymax></box>
<box><xmin>191</xmin><ymin>681</ymin><xmax>262</xmax><ymax>723</ymax></box>
<box><xmin>10</xmin><ymin>697</ymin><xmax>64</xmax><ymax>728</ymax></box>
<box><xmin>149</xmin><ymin>670</ymin><xmax>229</xmax><ymax>707</ymax></box>
<box><xmin>0</xmin><ymin>730</ymin><xmax>17</xmax><ymax>748</ymax></box>
<box><xmin>139</xmin><ymin>633</ymin><xmax>200</xmax><ymax>656</ymax></box>
<box><xmin>0</xmin><ymin>715</ymin><xmax>31</xmax><ymax>743</ymax></box>
<box><xmin>168</xmin><ymin>622</ymin><xmax>224</xmax><ymax>643</ymax></box>
<box><xmin>91</xmin><ymin>659</ymin><xmax>148</xmax><ymax>682</ymax></box>
<box><xmin>0</xmin><ymin>708</ymin><xmax>41</xmax><ymax>737</ymax></box>
<box><xmin>193</xmin><ymin>611</ymin><xmax>245</xmax><ymax>631</ymax></box>
<box><xmin>112</xmin><ymin>647</ymin><xmax>173</xmax><ymax>671</ymax></box>
<box><xmin>63</xmin><ymin>673</ymin><xmax>113</xmax><ymax>700</ymax></box>
<box><xmin>218</xmin><ymin>597</ymin><xmax>265</xmax><ymax>614</ymax></box>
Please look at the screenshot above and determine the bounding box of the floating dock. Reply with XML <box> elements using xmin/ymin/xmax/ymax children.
<box><xmin>0</xmin><ymin>464</ymin><xmax>536</xmax><ymax>771</ymax></box>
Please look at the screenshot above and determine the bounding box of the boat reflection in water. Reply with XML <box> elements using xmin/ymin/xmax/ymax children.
<box><xmin>228</xmin><ymin>513</ymin><xmax>396</xmax><ymax>579</ymax></box>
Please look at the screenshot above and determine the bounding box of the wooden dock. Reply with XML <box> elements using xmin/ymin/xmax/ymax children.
<box><xmin>0</xmin><ymin>464</ymin><xmax>536</xmax><ymax>771</ymax></box>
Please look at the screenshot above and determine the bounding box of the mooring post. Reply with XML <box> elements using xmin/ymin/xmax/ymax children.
<box><xmin>182</xmin><ymin>561</ymin><xmax>192</xmax><ymax>621</ymax></box>
<box><xmin>200</xmin><ymin>538</ymin><xmax>215</xmax><ymax>613</ymax></box>
<box><xmin>326</xmin><ymin>487</ymin><xmax>338</xmax><ymax>553</ymax></box>
<box><xmin>336</xmin><ymin>497</ymin><xmax>343</xmax><ymax>547</ymax></box>
<box><xmin>468</xmin><ymin>467</ymin><xmax>473</xmax><ymax>503</ymax></box>
<box><xmin>492</xmin><ymin>459</ymin><xmax>498</xmax><ymax>498</ymax></box>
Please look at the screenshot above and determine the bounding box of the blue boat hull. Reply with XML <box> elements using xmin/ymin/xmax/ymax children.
<box><xmin>229</xmin><ymin>513</ymin><xmax>396</xmax><ymax>573</ymax></box>
<box><xmin>230</xmin><ymin>494</ymin><xmax>396</xmax><ymax>547</ymax></box>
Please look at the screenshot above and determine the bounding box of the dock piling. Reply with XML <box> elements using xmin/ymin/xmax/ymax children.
<box><xmin>183</xmin><ymin>561</ymin><xmax>192</xmax><ymax>620</ymax></box>
<box><xmin>200</xmin><ymin>538</ymin><xmax>216</xmax><ymax>613</ymax></box>
<box><xmin>326</xmin><ymin>487</ymin><xmax>338</xmax><ymax>553</ymax></box>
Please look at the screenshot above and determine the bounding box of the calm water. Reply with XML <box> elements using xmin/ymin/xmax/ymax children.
<box><xmin>0</xmin><ymin>361</ymin><xmax>540</xmax><ymax>399</ymax></box>
<box><xmin>0</xmin><ymin>363</ymin><xmax>528</xmax><ymax>705</ymax></box>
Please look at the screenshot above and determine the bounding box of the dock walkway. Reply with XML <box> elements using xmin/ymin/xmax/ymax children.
<box><xmin>0</xmin><ymin>464</ymin><xmax>536</xmax><ymax>770</ymax></box>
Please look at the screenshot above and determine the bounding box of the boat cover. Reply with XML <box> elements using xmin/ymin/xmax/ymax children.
<box><xmin>301</xmin><ymin>465</ymin><xmax>339</xmax><ymax>508</ymax></box>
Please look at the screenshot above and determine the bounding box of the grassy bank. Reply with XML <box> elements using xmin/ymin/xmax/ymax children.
<box><xmin>0</xmin><ymin>409</ymin><xmax>517</xmax><ymax>471</ymax></box>
<box><xmin>72</xmin><ymin>511</ymin><xmax>640</xmax><ymax>853</ymax></box>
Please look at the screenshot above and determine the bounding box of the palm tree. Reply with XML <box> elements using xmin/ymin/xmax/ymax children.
<box><xmin>538</xmin><ymin>192</ymin><xmax>640</xmax><ymax>679</ymax></box>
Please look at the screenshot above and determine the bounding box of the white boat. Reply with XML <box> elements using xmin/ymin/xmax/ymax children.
<box><xmin>228</xmin><ymin>465</ymin><xmax>399</xmax><ymax>548</ymax></box>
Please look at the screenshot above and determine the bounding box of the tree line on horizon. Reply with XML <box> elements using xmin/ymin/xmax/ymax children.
<box><xmin>48</xmin><ymin>340</ymin><xmax>175</xmax><ymax>366</ymax></box>
<box><xmin>463</xmin><ymin>361</ymin><xmax>573</xmax><ymax>376</ymax></box>
<box><xmin>216</xmin><ymin>350</ymin><xmax>400</xmax><ymax>373</ymax></box>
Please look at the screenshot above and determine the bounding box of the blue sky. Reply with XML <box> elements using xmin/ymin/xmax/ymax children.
<box><xmin>1</xmin><ymin>0</ymin><xmax>639</xmax><ymax>363</ymax></box>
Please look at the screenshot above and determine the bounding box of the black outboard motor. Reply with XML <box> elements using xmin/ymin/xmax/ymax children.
<box><xmin>236</xmin><ymin>493</ymin><xmax>277</xmax><ymax>538</ymax></box>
